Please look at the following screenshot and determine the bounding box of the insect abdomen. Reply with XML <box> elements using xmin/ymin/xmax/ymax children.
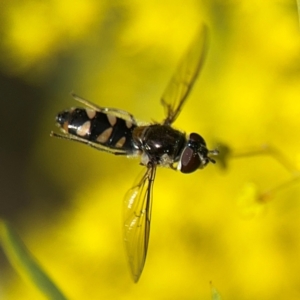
<box><xmin>56</xmin><ymin>108</ymin><xmax>136</xmax><ymax>151</ymax></box>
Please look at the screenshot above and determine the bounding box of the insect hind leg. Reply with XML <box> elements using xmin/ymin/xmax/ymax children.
<box><xmin>50</xmin><ymin>131</ymin><xmax>129</xmax><ymax>155</ymax></box>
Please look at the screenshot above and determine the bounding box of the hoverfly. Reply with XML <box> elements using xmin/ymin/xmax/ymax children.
<box><xmin>51</xmin><ymin>24</ymin><xmax>218</xmax><ymax>282</ymax></box>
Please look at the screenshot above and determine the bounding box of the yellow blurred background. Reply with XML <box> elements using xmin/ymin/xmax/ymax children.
<box><xmin>0</xmin><ymin>0</ymin><xmax>300</xmax><ymax>299</ymax></box>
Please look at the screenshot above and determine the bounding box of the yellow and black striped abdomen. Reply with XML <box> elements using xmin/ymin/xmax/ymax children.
<box><xmin>56</xmin><ymin>108</ymin><xmax>137</xmax><ymax>153</ymax></box>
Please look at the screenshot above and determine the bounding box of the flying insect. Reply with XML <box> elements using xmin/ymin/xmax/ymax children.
<box><xmin>51</xmin><ymin>25</ymin><xmax>218</xmax><ymax>282</ymax></box>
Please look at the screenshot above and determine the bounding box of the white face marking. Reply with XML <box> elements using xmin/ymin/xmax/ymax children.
<box><xmin>177</xmin><ymin>159</ymin><xmax>182</xmax><ymax>171</ymax></box>
<box><xmin>107</xmin><ymin>114</ymin><xmax>117</xmax><ymax>127</ymax></box>
<box><xmin>86</xmin><ymin>109</ymin><xmax>96</xmax><ymax>119</ymax></box>
<box><xmin>96</xmin><ymin>127</ymin><xmax>113</xmax><ymax>143</ymax></box>
<box><xmin>77</xmin><ymin>121</ymin><xmax>91</xmax><ymax>136</ymax></box>
<box><xmin>115</xmin><ymin>136</ymin><xmax>126</xmax><ymax>148</ymax></box>
<box><xmin>126</xmin><ymin>120</ymin><xmax>133</xmax><ymax>129</ymax></box>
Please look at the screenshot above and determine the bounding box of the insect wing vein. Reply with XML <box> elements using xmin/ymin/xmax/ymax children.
<box><xmin>123</xmin><ymin>166</ymin><xmax>156</xmax><ymax>282</ymax></box>
<box><xmin>161</xmin><ymin>24</ymin><xmax>208</xmax><ymax>125</ymax></box>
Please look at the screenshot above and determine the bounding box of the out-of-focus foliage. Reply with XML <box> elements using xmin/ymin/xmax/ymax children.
<box><xmin>0</xmin><ymin>219</ymin><xmax>67</xmax><ymax>299</ymax></box>
<box><xmin>0</xmin><ymin>0</ymin><xmax>300</xmax><ymax>299</ymax></box>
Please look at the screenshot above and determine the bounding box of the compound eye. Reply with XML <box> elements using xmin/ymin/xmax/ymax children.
<box><xmin>178</xmin><ymin>146</ymin><xmax>201</xmax><ymax>174</ymax></box>
<box><xmin>189</xmin><ymin>132</ymin><xmax>206</xmax><ymax>146</ymax></box>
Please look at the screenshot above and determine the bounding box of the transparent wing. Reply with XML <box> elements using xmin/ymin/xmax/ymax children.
<box><xmin>71</xmin><ymin>92</ymin><xmax>139</xmax><ymax>125</ymax></box>
<box><xmin>123</xmin><ymin>165</ymin><xmax>156</xmax><ymax>282</ymax></box>
<box><xmin>161</xmin><ymin>24</ymin><xmax>208</xmax><ymax>125</ymax></box>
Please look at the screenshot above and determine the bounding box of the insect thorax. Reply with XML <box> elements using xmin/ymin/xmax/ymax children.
<box><xmin>132</xmin><ymin>124</ymin><xmax>186</xmax><ymax>167</ymax></box>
